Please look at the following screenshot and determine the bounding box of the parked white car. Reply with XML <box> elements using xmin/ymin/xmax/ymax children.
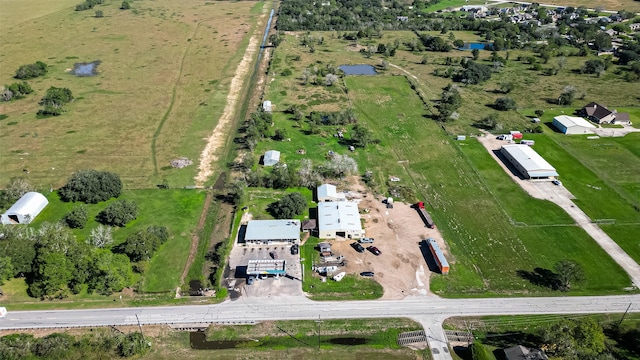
<box><xmin>358</xmin><ymin>237</ymin><xmax>375</xmax><ymax>244</ymax></box>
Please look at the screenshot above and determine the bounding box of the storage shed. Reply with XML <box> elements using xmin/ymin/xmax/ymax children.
<box><xmin>316</xmin><ymin>183</ymin><xmax>345</xmax><ymax>202</ymax></box>
<box><xmin>263</xmin><ymin>100</ymin><xmax>272</xmax><ymax>113</ymax></box>
<box><xmin>262</xmin><ymin>150</ymin><xmax>280</xmax><ymax>166</ymax></box>
<box><xmin>500</xmin><ymin>145</ymin><xmax>558</xmax><ymax>179</ymax></box>
<box><xmin>1</xmin><ymin>192</ymin><xmax>49</xmax><ymax>225</ymax></box>
<box><xmin>552</xmin><ymin>115</ymin><xmax>596</xmax><ymax>135</ymax></box>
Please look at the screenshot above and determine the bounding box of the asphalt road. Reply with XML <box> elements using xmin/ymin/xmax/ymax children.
<box><xmin>2</xmin><ymin>294</ymin><xmax>638</xmax><ymax>359</ymax></box>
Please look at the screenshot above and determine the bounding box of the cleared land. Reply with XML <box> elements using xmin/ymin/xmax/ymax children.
<box><xmin>0</xmin><ymin>0</ymin><xmax>264</xmax><ymax>188</ymax></box>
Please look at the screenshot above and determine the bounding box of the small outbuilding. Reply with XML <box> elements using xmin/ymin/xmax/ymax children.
<box><xmin>263</xmin><ymin>100</ymin><xmax>272</xmax><ymax>113</ymax></box>
<box><xmin>500</xmin><ymin>145</ymin><xmax>558</xmax><ymax>179</ymax></box>
<box><xmin>553</xmin><ymin>115</ymin><xmax>596</xmax><ymax>135</ymax></box>
<box><xmin>316</xmin><ymin>183</ymin><xmax>345</xmax><ymax>202</ymax></box>
<box><xmin>262</xmin><ymin>150</ymin><xmax>281</xmax><ymax>166</ymax></box>
<box><xmin>1</xmin><ymin>192</ymin><xmax>49</xmax><ymax>225</ymax></box>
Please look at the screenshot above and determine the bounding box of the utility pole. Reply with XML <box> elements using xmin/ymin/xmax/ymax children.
<box><xmin>617</xmin><ymin>303</ymin><xmax>632</xmax><ymax>327</ymax></box>
<box><xmin>315</xmin><ymin>315</ymin><xmax>323</xmax><ymax>350</ymax></box>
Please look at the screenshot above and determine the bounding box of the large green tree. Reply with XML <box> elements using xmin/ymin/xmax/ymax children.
<box><xmin>96</xmin><ymin>200</ymin><xmax>138</xmax><ymax>227</ymax></box>
<box><xmin>121</xmin><ymin>226</ymin><xmax>169</xmax><ymax>262</ymax></box>
<box><xmin>87</xmin><ymin>249</ymin><xmax>133</xmax><ymax>295</ymax></box>
<box><xmin>269</xmin><ymin>192</ymin><xmax>307</xmax><ymax>219</ymax></box>
<box><xmin>59</xmin><ymin>169</ymin><xmax>122</xmax><ymax>203</ymax></box>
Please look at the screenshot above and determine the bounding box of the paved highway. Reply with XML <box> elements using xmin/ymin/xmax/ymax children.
<box><xmin>2</xmin><ymin>294</ymin><xmax>638</xmax><ymax>359</ymax></box>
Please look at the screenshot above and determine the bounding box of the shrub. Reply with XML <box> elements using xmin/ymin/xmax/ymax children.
<box><xmin>59</xmin><ymin>170</ymin><xmax>122</xmax><ymax>203</ymax></box>
<box><xmin>121</xmin><ymin>226</ymin><xmax>169</xmax><ymax>262</ymax></box>
<box><xmin>96</xmin><ymin>200</ymin><xmax>138</xmax><ymax>227</ymax></box>
<box><xmin>64</xmin><ymin>204</ymin><xmax>89</xmax><ymax>229</ymax></box>
<box><xmin>470</xmin><ymin>341</ymin><xmax>493</xmax><ymax>360</ymax></box>
<box><xmin>38</xmin><ymin>87</ymin><xmax>74</xmax><ymax>116</ymax></box>
<box><xmin>120</xmin><ymin>1</ymin><xmax>130</xmax><ymax>10</ymax></box>
<box><xmin>14</xmin><ymin>61</ymin><xmax>48</xmax><ymax>79</ymax></box>
<box><xmin>1</xmin><ymin>82</ymin><xmax>33</xmax><ymax>101</ymax></box>
<box><xmin>494</xmin><ymin>96</ymin><xmax>517</xmax><ymax>111</ymax></box>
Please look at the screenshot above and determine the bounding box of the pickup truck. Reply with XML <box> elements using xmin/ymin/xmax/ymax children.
<box><xmin>358</xmin><ymin>237</ymin><xmax>374</xmax><ymax>244</ymax></box>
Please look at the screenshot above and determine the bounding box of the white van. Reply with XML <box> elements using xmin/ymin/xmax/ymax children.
<box><xmin>0</xmin><ymin>307</ymin><xmax>7</xmax><ymax>317</ymax></box>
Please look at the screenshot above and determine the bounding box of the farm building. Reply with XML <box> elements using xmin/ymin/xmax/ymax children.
<box><xmin>244</xmin><ymin>219</ymin><xmax>301</xmax><ymax>245</ymax></box>
<box><xmin>552</xmin><ymin>115</ymin><xmax>596</xmax><ymax>134</ymax></box>
<box><xmin>246</xmin><ymin>259</ymin><xmax>286</xmax><ymax>277</ymax></box>
<box><xmin>316</xmin><ymin>183</ymin><xmax>345</xmax><ymax>202</ymax></box>
<box><xmin>1</xmin><ymin>192</ymin><xmax>49</xmax><ymax>225</ymax></box>
<box><xmin>500</xmin><ymin>145</ymin><xmax>558</xmax><ymax>179</ymax></box>
<box><xmin>262</xmin><ymin>150</ymin><xmax>280</xmax><ymax>166</ymax></box>
<box><xmin>263</xmin><ymin>100</ymin><xmax>272</xmax><ymax>113</ymax></box>
<box><xmin>317</xmin><ymin>202</ymin><xmax>364</xmax><ymax>239</ymax></box>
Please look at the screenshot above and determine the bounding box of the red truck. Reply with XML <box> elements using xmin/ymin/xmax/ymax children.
<box><xmin>416</xmin><ymin>201</ymin><xmax>436</xmax><ymax>229</ymax></box>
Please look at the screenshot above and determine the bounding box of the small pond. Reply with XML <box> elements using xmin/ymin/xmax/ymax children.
<box><xmin>71</xmin><ymin>60</ymin><xmax>101</xmax><ymax>76</ymax></box>
<box><xmin>458</xmin><ymin>42</ymin><xmax>493</xmax><ymax>51</ymax></box>
<box><xmin>339</xmin><ymin>64</ymin><xmax>377</xmax><ymax>75</ymax></box>
<box><xmin>190</xmin><ymin>332</ymin><xmax>254</xmax><ymax>349</ymax></box>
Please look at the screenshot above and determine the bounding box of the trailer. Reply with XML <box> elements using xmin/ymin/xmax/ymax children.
<box><xmin>416</xmin><ymin>202</ymin><xmax>436</xmax><ymax>229</ymax></box>
<box><xmin>426</xmin><ymin>238</ymin><xmax>449</xmax><ymax>274</ymax></box>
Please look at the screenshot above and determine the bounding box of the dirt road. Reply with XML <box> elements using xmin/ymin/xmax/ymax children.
<box><xmin>477</xmin><ymin>133</ymin><xmax>640</xmax><ymax>288</ymax></box>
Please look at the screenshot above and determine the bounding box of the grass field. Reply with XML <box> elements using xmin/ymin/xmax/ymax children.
<box><xmin>0</xmin><ymin>0</ymin><xmax>264</xmax><ymax>189</ymax></box>
<box><xmin>30</xmin><ymin>189</ymin><xmax>206</xmax><ymax>292</ymax></box>
<box><xmin>0</xmin><ymin>0</ymin><xmax>79</xmax><ymax>28</ymax></box>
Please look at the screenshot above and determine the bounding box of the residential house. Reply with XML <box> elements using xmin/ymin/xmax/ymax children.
<box><xmin>580</xmin><ymin>102</ymin><xmax>630</xmax><ymax>125</ymax></box>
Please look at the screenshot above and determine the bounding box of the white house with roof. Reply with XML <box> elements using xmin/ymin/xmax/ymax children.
<box><xmin>552</xmin><ymin>115</ymin><xmax>596</xmax><ymax>135</ymax></box>
<box><xmin>263</xmin><ymin>150</ymin><xmax>280</xmax><ymax>166</ymax></box>
<box><xmin>500</xmin><ymin>145</ymin><xmax>558</xmax><ymax>179</ymax></box>
<box><xmin>316</xmin><ymin>184</ymin><xmax>346</xmax><ymax>202</ymax></box>
<box><xmin>317</xmin><ymin>202</ymin><xmax>364</xmax><ymax>239</ymax></box>
<box><xmin>243</xmin><ymin>219</ymin><xmax>301</xmax><ymax>245</ymax></box>
<box><xmin>1</xmin><ymin>192</ymin><xmax>49</xmax><ymax>224</ymax></box>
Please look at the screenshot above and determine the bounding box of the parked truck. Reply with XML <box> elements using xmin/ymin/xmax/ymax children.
<box><xmin>416</xmin><ymin>201</ymin><xmax>436</xmax><ymax>229</ymax></box>
<box><xmin>426</xmin><ymin>238</ymin><xmax>449</xmax><ymax>274</ymax></box>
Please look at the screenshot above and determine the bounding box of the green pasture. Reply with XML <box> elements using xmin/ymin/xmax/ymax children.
<box><xmin>345</xmin><ymin>76</ymin><xmax>632</xmax><ymax>295</ymax></box>
<box><xmin>0</xmin><ymin>0</ymin><xmax>79</xmax><ymax>28</ymax></box>
<box><xmin>32</xmin><ymin>189</ymin><xmax>206</xmax><ymax>292</ymax></box>
<box><xmin>301</xmin><ymin>237</ymin><xmax>384</xmax><ymax>300</ymax></box>
<box><xmin>0</xmin><ymin>0</ymin><xmax>264</xmax><ymax>189</ymax></box>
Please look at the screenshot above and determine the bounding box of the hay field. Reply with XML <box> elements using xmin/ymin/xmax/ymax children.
<box><xmin>0</xmin><ymin>0</ymin><xmax>264</xmax><ymax>189</ymax></box>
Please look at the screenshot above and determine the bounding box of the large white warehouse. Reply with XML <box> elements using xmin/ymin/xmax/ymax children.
<box><xmin>500</xmin><ymin>145</ymin><xmax>558</xmax><ymax>179</ymax></box>
<box><xmin>552</xmin><ymin>115</ymin><xmax>596</xmax><ymax>135</ymax></box>
<box><xmin>1</xmin><ymin>192</ymin><xmax>49</xmax><ymax>224</ymax></box>
<box><xmin>317</xmin><ymin>202</ymin><xmax>364</xmax><ymax>239</ymax></box>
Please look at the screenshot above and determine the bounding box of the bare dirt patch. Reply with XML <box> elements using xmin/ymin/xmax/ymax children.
<box><xmin>327</xmin><ymin>179</ymin><xmax>447</xmax><ymax>299</ymax></box>
<box><xmin>195</xmin><ymin>9</ymin><xmax>267</xmax><ymax>186</ymax></box>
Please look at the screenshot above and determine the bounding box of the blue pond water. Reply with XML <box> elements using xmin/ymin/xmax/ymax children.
<box><xmin>339</xmin><ymin>64</ymin><xmax>377</xmax><ymax>75</ymax></box>
<box><xmin>72</xmin><ymin>61</ymin><xmax>100</xmax><ymax>76</ymax></box>
<box><xmin>458</xmin><ymin>42</ymin><xmax>493</xmax><ymax>51</ymax></box>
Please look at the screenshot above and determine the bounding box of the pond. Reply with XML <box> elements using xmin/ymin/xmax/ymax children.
<box><xmin>71</xmin><ymin>60</ymin><xmax>101</xmax><ymax>76</ymax></box>
<box><xmin>190</xmin><ymin>331</ymin><xmax>255</xmax><ymax>349</ymax></box>
<box><xmin>339</xmin><ymin>64</ymin><xmax>377</xmax><ymax>75</ymax></box>
<box><xmin>458</xmin><ymin>42</ymin><xmax>493</xmax><ymax>51</ymax></box>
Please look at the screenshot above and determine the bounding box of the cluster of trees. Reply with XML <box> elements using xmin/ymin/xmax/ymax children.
<box><xmin>268</xmin><ymin>192</ymin><xmax>307</xmax><ymax>219</ymax></box>
<box><xmin>301</xmin><ymin>63</ymin><xmax>342</xmax><ymax>86</ymax></box>
<box><xmin>75</xmin><ymin>0</ymin><xmax>103</xmax><ymax>11</ymax></box>
<box><xmin>418</xmin><ymin>33</ymin><xmax>453</xmax><ymax>52</ymax></box>
<box><xmin>0</xmin><ymin>177</ymin><xmax>33</xmax><ymax>210</ymax></box>
<box><xmin>118</xmin><ymin>226</ymin><xmax>169</xmax><ymax>262</ymax></box>
<box><xmin>0</xmin><ymin>331</ymin><xmax>148</xmax><ymax>359</ymax></box>
<box><xmin>308</xmin><ymin>109</ymin><xmax>357</xmax><ymax>126</ymax></box>
<box><xmin>38</xmin><ymin>86</ymin><xmax>74</xmax><ymax>116</ymax></box>
<box><xmin>435</xmin><ymin>84</ymin><xmax>462</xmax><ymax>122</ymax></box>
<box><xmin>60</xmin><ymin>170</ymin><xmax>122</xmax><ymax>203</ymax></box>
<box><xmin>1</xmin><ymin>82</ymin><xmax>33</xmax><ymax>102</ymax></box>
<box><xmin>14</xmin><ymin>61</ymin><xmax>48</xmax><ymax>80</ymax></box>
<box><xmin>0</xmin><ymin>223</ymin><xmax>133</xmax><ymax>298</ymax></box>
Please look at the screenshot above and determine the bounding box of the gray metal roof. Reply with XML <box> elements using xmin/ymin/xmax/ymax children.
<box><xmin>501</xmin><ymin>145</ymin><xmax>558</xmax><ymax>177</ymax></box>
<box><xmin>247</xmin><ymin>259</ymin><xmax>286</xmax><ymax>275</ymax></box>
<box><xmin>245</xmin><ymin>219</ymin><xmax>300</xmax><ymax>241</ymax></box>
<box><xmin>317</xmin><ymin>202</ymin><xmax>362</xmax><ymax>232</ymax></box>
<box><xmin>553</xmin><ymin>115</ymin><xmax>595</xmax><ymax>129</ymax></box>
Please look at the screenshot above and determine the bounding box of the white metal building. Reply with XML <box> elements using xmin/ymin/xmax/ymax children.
<box><xmin>1</xmin><ymin>192</ymin><xmax>49</xmax><ymax>224</ymax></box>
<box><xmin>263</xmin><ymin>150</ymin><xmax>280</xmax><ymax>166</ymax></box>
<box><xmin>500</xmin><ymin>145</ymin><xmax>558</xmax><ymax>179</ymax></box>
<box><xmin>552</xmin><ymin>115</ymin><xmax>596</xmax><ymax>135</ymax></box>
<box><xmin>263</xmin><ymin>100</ymin><xmax>272</xmax><ymax>113</ymax></box>
<box><xmin>316</xmin><ymin>184</ymin><xmax>345</xmax><ymax>202</ymax></box>
<box><xmin>244</xmin><ymin>219</ymin><xmax>300</xmax><ymax>245</ymax></box>
<box><xmin>317</xmin><ymin>202</ymin><xmax>364</xmax><ymax>239</ymax></box>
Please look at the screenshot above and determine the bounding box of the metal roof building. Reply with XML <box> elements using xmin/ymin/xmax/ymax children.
<box><xmin>247</xmin><ymin>259</ymin><xmax>286</xmax><ymax>276</ymax></box>
<box><xmin>1</xmin><ymin>192</ymin><xmax>49</xmax><ymax>225</ymax></box>
<box><xmin>500</xmin><ymin>145</ymin><xmax>558</xmax><ymax>179</ymax></box>
<box><xmin>263</xmin><ymin>150</ymin><xmax>280</xmax><ymax>166</ymax></box>
<box><xmin>317</xmin><ymin>202</ymin><xmax>364</xmax><ymax>239</ymax></box>
<box><xmin>552</xmin><ymin>115</ymin><xmax>596</xmax><ymax>135</ymax></box>
<box><xmin>244</xmin><ymin>219</ymin><xmax>300</xmax><ymax>245</ymax></box>
<box><xmin>316</xmin><ymin>183</ymin><xmax>345</xmax><ymax>202</ymax></box>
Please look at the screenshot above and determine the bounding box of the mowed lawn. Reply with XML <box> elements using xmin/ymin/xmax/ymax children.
<box><xmin>32</xmin><ymin>189</ymin><xmax>206</xmax><ymax>293</ymax></box>
<box><xmin>0</xmin><ymin>0</ymin><xmax>264</xmax><ymax>189</ymax></box>
<box><xmin>345</xmin><ymin>76</ymin><xmax>632</xmax><ymax>296</ymax></box>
